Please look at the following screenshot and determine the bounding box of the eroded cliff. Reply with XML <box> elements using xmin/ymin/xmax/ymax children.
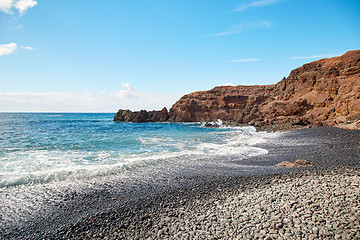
<box><xmin>115</xmin><ymin>50</ymin><xmax>360</xmax><ymax>129</ymax></box>
<box><xmin>168</xmin><ymin>50</ymin><xmax>360</xmax><ymax>128</ymax></box>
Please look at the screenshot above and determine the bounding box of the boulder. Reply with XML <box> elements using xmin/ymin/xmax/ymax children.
<box><xmin>276</xmin><ymin>159</ymin><xmax>313</xmax><ymax>168</ymax></box>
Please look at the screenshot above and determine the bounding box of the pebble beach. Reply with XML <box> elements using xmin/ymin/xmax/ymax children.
<box><xmin>114</xmin><ymin>167</ymin><xmax>359</xmax><ymax>240</ymax></box>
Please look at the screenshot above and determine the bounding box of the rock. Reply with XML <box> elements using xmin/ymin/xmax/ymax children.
<box><xmin>114</xmin><ymin>107</ymin><xmax>169</xmax><ymax>123</ymax></box>
<box><xmin>276</xmin><ymin>161</ymin><xmax>297</xmax><ymax>168</ymax></box>
<box><xmin>276</xmin><ymin>159</ymin><xmax>313</xmax><ymax>168</ymax></box>
<box><xmin>294</xmin><ymin>159</ymin><xmax>313</xmax><ymax>166</ymax></box>
<box><xmin>204</xmin><ymin>122</ymin><xmax>220</xmax><ymax>128</ymax></box>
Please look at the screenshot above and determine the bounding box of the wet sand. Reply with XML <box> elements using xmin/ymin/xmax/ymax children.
<box><xmin>1</xmin><ymin>127</ymin><xmax>359</xmax><ymax>239</ymax></box>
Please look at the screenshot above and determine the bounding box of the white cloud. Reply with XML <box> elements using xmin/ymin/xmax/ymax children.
<box><xmin>0</xmin><ymin>86</ymin><xmax>180</xmax><ymax>112</ymax></box>
<box><xmin>234</xmin><ymin>0</ymin><xmax>280</xmax><ymax>11</ymax></box>
<box><xmin>0</xmin><ymin>43</ymin><xmax>17</xmax><ymax>56</ymax></box>
<box><xmin>228</xmin><ymin>58</ymin><xmax>263</xmax><ymax>63</ymax></box>
<box><xmin>0</xmin><ymin>0</ymin><xmax>37</xmax><ymax>15</ymax></box>
<box><xmin>14</xmin><ymin>0</ymin><xmax>37</xmax><ymax>14</ymax></box>
<box><xmin>209</xmin><ymin>21</ymin><xmax>271</xmax><ymax>37</ymax></box>
<box><xmin>0</xmin><ymin>43</ymin><xmax>34</xmax><ymax>55</ymax></box>
<box><xmin>223</xmin><ymin>83</ymin><xmax>234</xmax><ymax>86</ymax></box>
<box><xmin>0</xmin><ymin>0</ymin><xmax>13</xmax><ymax>13</ymax></box>
<box><xmin>286</xmin><ymin>53</ymin><xmax>339</xmax><ymax>60</ymax></box>
<box><xmin>121</xmin><ymin>81</ymin><xmax>131</xmax><ymax>90</ymax></box>
<box><xmin>210</xmin><ymin>31</ymin><xmax>236</xmax><ymax>37</ymax></box>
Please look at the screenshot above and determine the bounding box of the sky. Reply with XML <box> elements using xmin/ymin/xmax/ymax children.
<box><xmin>1</xmin><ymin>0</ymin><xmax>359</xmax><ymax>112</ymax></box>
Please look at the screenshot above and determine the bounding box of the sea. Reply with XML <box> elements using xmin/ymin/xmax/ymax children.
<box><xmin>0</xmin><ymin>113</ymin><xmax>281</xmax><ymax>188</ymax></box>
<box><xmin>0</xmin><ymin>113</ymin><xmax>283</xmax><ymax>227</ymax></box>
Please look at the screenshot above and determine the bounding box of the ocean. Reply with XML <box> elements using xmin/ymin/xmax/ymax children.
<box><xmin>0</xmin><ymin>113</ymin><xmax>280</xmax><ymax>188</ymax></box>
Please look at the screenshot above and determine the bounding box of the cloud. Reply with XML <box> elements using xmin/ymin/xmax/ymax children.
<box><xmin>209</xmin><ymin>21</ymin><xmax>271</xmax><ymax>37</ymax></box>
<box><xmin>286</xmin><ymin>53</ymin><xmax>339</xmax><ymax>60</ymax></box>
<box><xmin>16</xmin><ymin>24</ymin><xmax>24</xmax><ymax>29</ymax></box>
<box><xmin>223</xmin><ymin>83</ymin><xmax>234</xmax><ymax>86</ymax></box>
<box><xmin>0</xmin><ymin>85</ymin><xmax>180</xmax><ymax>112</ymax></box>
<box><xmin>0</xmin><ymin>0</ymin><xmax>13</xmax><ymax>13</ymax></box>
<box><xmin>234</xmin><ymin>0</ymin><xmax>280</xmax><ymax>11</ymax></box>
<box><xmin>211</xmin><ymin>31</ymin><xmax>236</xmax><ymax>37</ymax></box>
<box><xmin>14</xmin><ymin>0</ymin><xmax>37</xmax><ymax>14</ymax></box>
<box><xmin>121</xmin><ymin>81</ymin><xmax>131</xmax><ymax>90</ymax></box>
<box><xmin>0</xmin><ymin>43</ymin><xmax>17</xmax><ymax>56</ymax></box>
<box><xmin>0</xmin><ymin>0</ymin><xmax>37</xmax><ymax>15</ymax></box>
<box><xmin>228</xmin><ymin>58</ymin><xmax>263</xmax><ymax>63</ymax></box>
<box><xmin>0</xmin><ymin>43</ymin><xmax>35</xmax><ymax>55</ymax></box>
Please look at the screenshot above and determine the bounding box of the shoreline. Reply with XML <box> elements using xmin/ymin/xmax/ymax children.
<box><xmin>1</xmin><ymin>127</ymin><xmax>359</xmax><ymax>239</ymax></box>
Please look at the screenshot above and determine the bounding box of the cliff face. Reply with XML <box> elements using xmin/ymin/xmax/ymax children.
<box><xmin>114</xmin><ymin>50</ymin><xmax>360</xmax><ymax>128</ymax></box>
<box><xmin>168</xmin><ymin>50</ymin><xmax>360</xmax><ymax>128</ymax></box>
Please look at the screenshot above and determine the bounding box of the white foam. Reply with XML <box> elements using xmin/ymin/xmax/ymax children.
<box><xmin>0</xmin><ymin>148</ymin><xmax>194</xmax><ymax>187</ymax></box>
<box><xmin>195</xmin><ymin>126</ymin><xmax>275</xmax><ymax>157</ymax></box>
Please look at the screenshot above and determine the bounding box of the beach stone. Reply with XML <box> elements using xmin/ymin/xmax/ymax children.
<box><xmin>259</xmin><ymin>229</ymin><xmax>267</xmax><ymax>235</ymax></box>
<box><xmin>295</xmin><ymin>159</ymin><xmax>312</xmax><ymax>166</ymax></box>
<box><xmin>276</xmin><ymin>223</ymin><xmax>284</xmax><ymax>229</ymax></box>
<box><xmin>312</xmin><ymin>227</ymin><xmax>319</xmax><ymax>235</ymax></box>
<box><xmin>276</xmin><ymin>159</ymin><xmax>313</xmax><ymax>168</ymax></box>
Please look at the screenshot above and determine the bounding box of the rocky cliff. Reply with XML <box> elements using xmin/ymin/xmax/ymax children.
<box><xmin>115</xmin><ymin>50</ymin><xmax>360</xmax><ymax>129</ymax></box>
<box><xmin>169</xmin><ymin>50</ymin><xmax>360</xmax><ymax>129</ymax></box>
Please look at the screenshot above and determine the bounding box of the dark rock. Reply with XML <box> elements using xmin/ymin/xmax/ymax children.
<box><xmin>114</xmin><ymin>108</ymin><xmax>169</xmax><ymax>123</ymax></box>
<box><xmin>204</xmin><ymin>122</ymin><xmax>220</xmax><ymax>128</ymax></box>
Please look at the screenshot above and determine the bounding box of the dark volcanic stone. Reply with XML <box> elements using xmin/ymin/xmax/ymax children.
<box><xmin>114</xmin><ymin>107</ymin><xmax>169</xmax><ymax>123</ymax></box>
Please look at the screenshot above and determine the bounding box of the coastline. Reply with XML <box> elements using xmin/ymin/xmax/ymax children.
<box><xmin>1</xmin><ymin>127</ymin><xmax>359</xmax><ymax>239</ymax></box>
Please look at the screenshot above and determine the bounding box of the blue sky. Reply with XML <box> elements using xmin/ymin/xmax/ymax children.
<box><xmin>1</xmin><ymin>0</ymin><xmax>359</xmax><ymax>112</ymax></box>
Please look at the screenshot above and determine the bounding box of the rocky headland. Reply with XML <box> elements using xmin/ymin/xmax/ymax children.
<box><xmin>114</xmin><ymin>50</ymin><xmax>360</xmax><ymax>130</ymax></box>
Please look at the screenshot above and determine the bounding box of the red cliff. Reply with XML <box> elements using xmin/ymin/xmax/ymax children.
<box><xmin>169</xmin><ymin>50</ymin><xmax>360</xmax><ymax>129</ymax></box>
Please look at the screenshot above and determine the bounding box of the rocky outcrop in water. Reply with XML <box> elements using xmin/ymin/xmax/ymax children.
<box><xmin>168</xmin><ymin>50</ymin><xmax>360</xmax><ymax>128</ymax></box>
<box><xmin>114</xmin><ymin>107</ymin><xmax>169</xmax><ymax>123</ymax></box>
<box><xmin>114</xmin><ymin>50</ymin><xmax>360</xmax><ymax>128</ymax></box>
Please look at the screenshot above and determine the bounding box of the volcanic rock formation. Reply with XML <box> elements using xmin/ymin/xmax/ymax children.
<box><xmin>114</xmin><ymin>107</ymin><xmax>169</xmax><ymax>123</ymax></box>
<box><xmin>168</xmin><ymin>50</ymin><xmax>360</xmax><ymax>128</ymax></box>
<box><xmin>114</xmin><ymin>50</ymin><xmax>360</xmax><ymax>129</ymax></box>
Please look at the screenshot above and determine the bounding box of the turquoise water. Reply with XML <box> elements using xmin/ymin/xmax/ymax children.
<box><xmin>0</xmin><ymin>113</ymin><xmax>276</xmax><ymax>187</ymax></box>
